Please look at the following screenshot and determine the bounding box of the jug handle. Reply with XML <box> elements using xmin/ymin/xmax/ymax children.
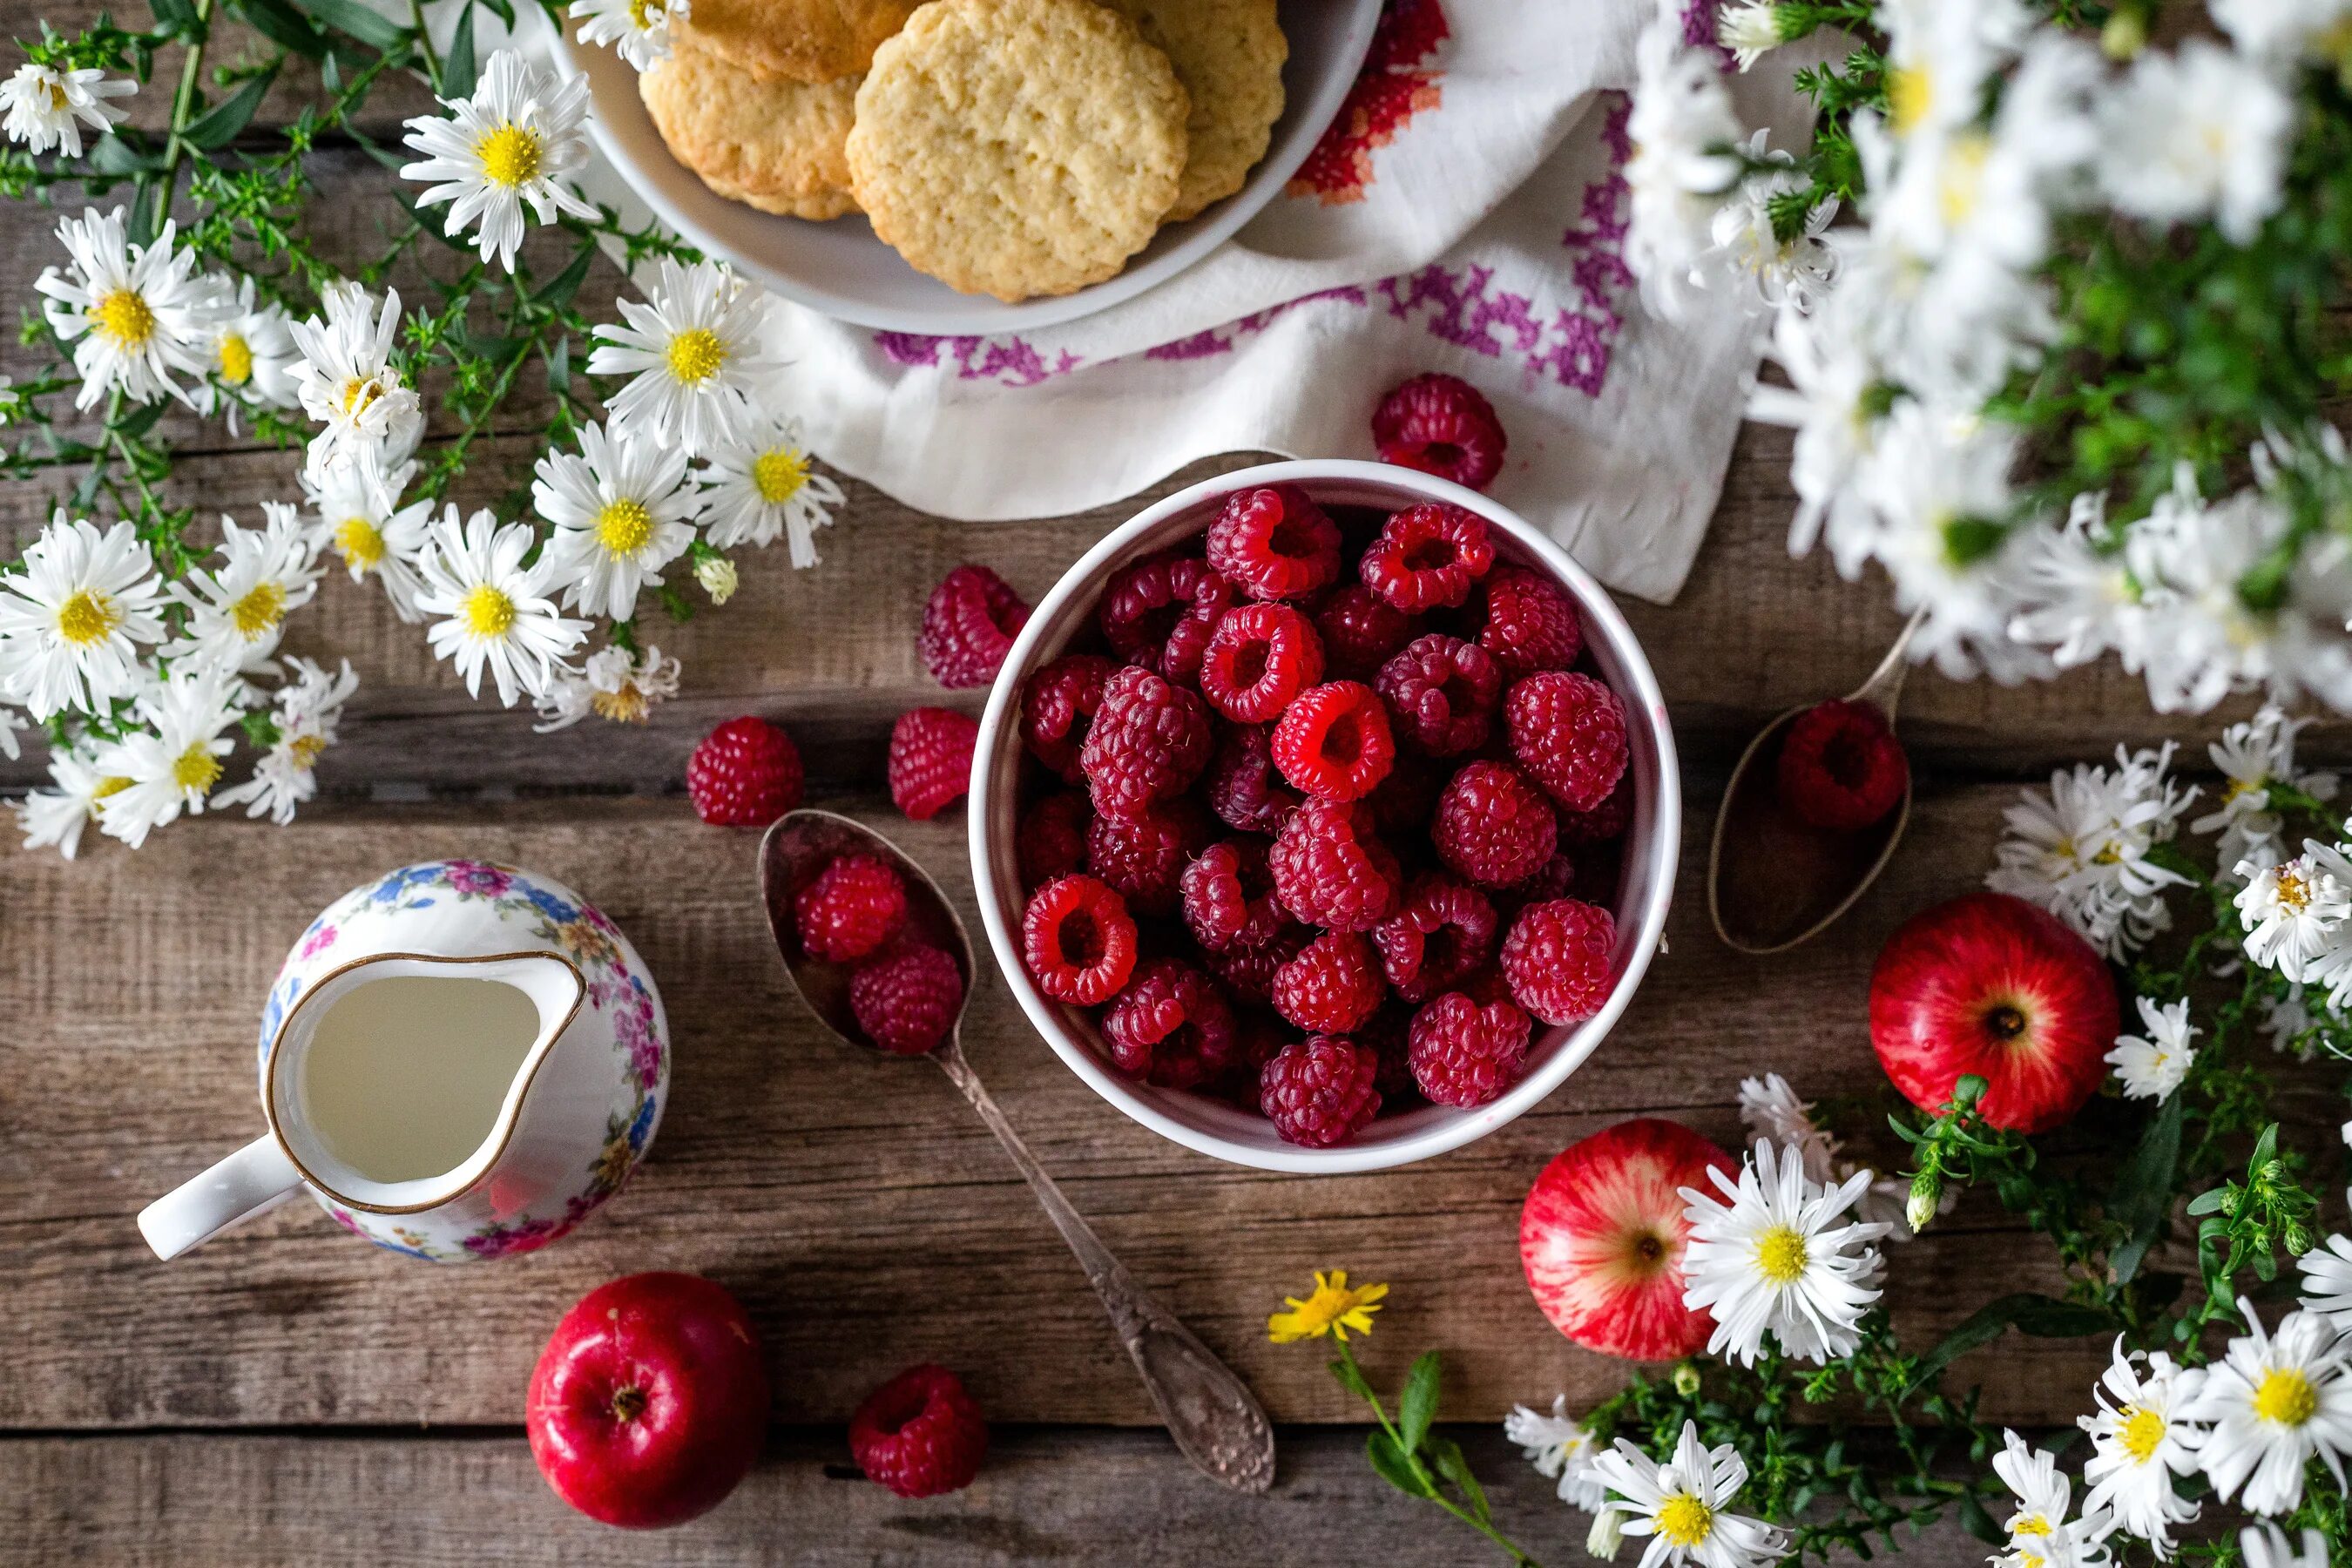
<box><xmin>138</xmin><ymin>1134</ymin><xmax>304</xmax><ymax>1260</ymax></box>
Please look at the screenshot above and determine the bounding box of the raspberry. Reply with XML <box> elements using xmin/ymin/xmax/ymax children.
<box><xmin>1206</xmin><ymin>922</ymin><xmax>1311</xmax><ymax>1006</ymax></box>
<box><xmin>1777</xmin><ymin>699</ymin><xmax>1908</xmax><ymax>830</ymax></box>
<box><xmin>1269</xmin><ymin>798</ymin><xmax>1400</xmax><ymax>932</ymax></box>
<box><xmin>919</xmin><ymin>564</ymin><xmax>1030</xmax><ymax>688</ymax></box>
<box><xmin>1508</xmin><ymin>850</ymin><xmax>1578</xmax><ymax>904</ymax></box>
<box><xmin>1314</xmin><ymin>584</ymin><xmax>1417</xmax><ymax>680</ymax></box>
<box><xmin>1431</xmin><ymin>760</ymin><xmax>1558</xmax><ymax>889</ymax></box>
<box><xmin>1407</xmin><ymin>991</ymin><xmax>1531</xmax><ymax>1107</ymax></box>
<box><xmin>1101</xmin><ymin>957</ymin><xmax>1237</xmax><ymax>1089</ymax></box>
<box><xmin>1556</xmin><ymin>774</ymin><xmax>1632</xmax><ymax>846</ymax></box>
<box><xmin>1180</xmin><ymin>837</ymin><xmax>1287</xmax><ymax>953</ymax></box>
<box><xmin>1100</xmin><ymin>554</ymin><xmax>1234</xmax><ymax>680</ymax></box>
<box><xmin>1271</xmin><ymin>929</ymin><xmax>1385</xmax><ymax>1036</ymax></box>
<box><xmin>888</xmin><ymin>707</ymin><xmax>979</xmax><ymax>821</ymax></box>
<box><xmin>794</xmin><ymin>852</ymin><xmax>908</xmax><ymax>963</ymax></box>
<box><xmin>1086</xmin><ymin>796</ymin><xmax>1214</xmax><ymax>916</ymax></box>
<box><xmin>1021</xmin><ymin>875</ymin><xmax>1139</xmax><ymax>1004</ymax></box>
<box><xmin>1372</xmin><ymin>373</ymin><xmax>1508</xmax><ymax>491</ymax></box>
<box><xmin>1017</xmin><ymin>791</ymin><xmax>1093</xmax><ymax>888</ymax></box>
<box><xmin>848</xmin><ymin>943</ymin><xmax>964</xmax><ymax>1055</ymax></box>
<box><xmin>1272</xmin><ymin>680</ymin><xmax>1396</xmax><ymax>802</ymax></box>
<box><xmin>1504</xmin><ymin>672</ymin><xmax>1629</xmax><ymax>812</ymax></box>
<box><xmin>1206</xmin><ymin>484</ymin><xmax>1343</xmax><ymax>601</ymax></box>
<box><xmin>1206</xmin><ymin>723</ymin><xmax>1301</xmax><ymax>834</ymax></box>
<box><xmin>1363</xmin><ymin>749</ymin><xmax>1445</xmax><ymax>838</ymax></box>
<box><xmin>1375</xmin><ymin>633</ymin><xmax>1501</xmax><ymax>755</ymax></box>
<box><xmin>1477</xmin><ymin>564</ymin><xmax>1582</xmax><ymax>677</ymax></box>
<box><xmin>1501</xmin><ymin>898</ymin><xmax>1617</xmax><ymax>1024</ymax></box>
<box><xmin>849</xmin><ymin>1364</ymin><xmax>988</xmax><ymax>1499</ymax></box>
<box><xmin>1259</xmin><ymin>1037</ymin><xmax>1382</xmax><ymax>1147</ymax></box>
<box><xmin>1080</xmin><ymin>665</ymin><xmax>1213</xmax><ymax>821</ymax></box>
<box><xmin>1199</xmin><ymin>603</ymin><xmax>1327</xmax><ymax>723</ymax></box>
<box><xmin>1372</xmin><ymin>873</ymin><xmax>1498</xmax><ymax>1003</ymax></box>
<box><xmin>1162</xmin><ymin>572</ymin><xmax>1240</xmax><ymax>686</ymax></box>
<box><xmin>1359</xmin><ymin>503</ymin><xmax>1494</xmax><ymax>612</ymax></box>
<box><xmin>686</xmin><ymin>716</ymin><xmax>804</xmax><ymax>826</ymax></box>
<box><xmin>1021</xmin><ymin>654</ymin><xmax>1120</xmax><ymax>781</ymax></box>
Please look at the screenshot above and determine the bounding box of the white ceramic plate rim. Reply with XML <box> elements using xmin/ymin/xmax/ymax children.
<box><xmin>968</xmin><ymin>460</ymin><xmax>1684</xmax><ymax>1173</ymax></box>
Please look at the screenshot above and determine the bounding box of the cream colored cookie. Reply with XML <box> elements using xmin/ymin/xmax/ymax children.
<box><xmin>845</xmin><ymin>0</ymin><xmax>1191</xmax><ymax>302</ymax></box>
<box><xmin>1101</xmin><ymin>0</ymin><xmax>1286</xmax><ymax>222</ymax></box>
<box><xmin>641</xmin><ymin>41</ymin><xmax>860</xmax><ymax>221</ymax></box>
<box><xmin>670</xmin><ymin>0</ymin><xmax>916</xmax><ymax>83</ymax></box>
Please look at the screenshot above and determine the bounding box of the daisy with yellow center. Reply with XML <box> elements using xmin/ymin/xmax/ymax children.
<box><xmin>0</xmin><ymin>61</ymin><xmax>134</xmax><ymax>157</ymax></box>
<box><xmin>2105</xmin><ymin>993</ymin><xmax>2199</xmax><ymax>1103</ymax></box>
<box><xmin>571</xmin><ymin>0</ymin><xmax>688</xmax><ymax>70</ymax></box>
<box><xmin>532</xmin><ymin>421</ymin><xmax>703</xmax><ymax>622</ymax></box>
<box><xmin>696</xmin><ymin>416</ymin><xmax>846</xmax><ymax>566</ymax></box>
<box><xmin>12</xmin><ymin>743</ymin><xmax>125</xmax><ymax>861</ymax></box>
<box><xmin>2236</xmin><ymin>846</ymin><xmax>2352</xmax><ymax>982</ymax></box>
<box><xmin>166</xmin><ymin>504</ymin><xmax>325</xmax><ymax>678</ymax></box>
<box><xmin>216</xmin><ymin>658</ymin><xmax>359</xmax><ymax>827</ymax></box>
<box><xmin>1585</xmin><ymin>1420</ymin><xmax>1786</xmax><ymax>1568</ymax></box>
<box><xmin>2078</xmin><ymin>1339</ymin><xmax>2203</xmax><ymax>1553</ymax></box>
<box><xmin>0</xmin><ymin>511</ymin><xmax>167</xmax><ymax>721</ymax></box>
<box><xmin>36</xmin><ymin>206</ymin><xmax>223</xmax><ymax>410</ymax></box>
<box><xmin>193</xmin><ymin>276</ymin><xmax>300</xmax><ymax>430</ymax></box>
<box><xmin>413</xmin><ymin>504</ymin><xmax>588</xmax><ymax>708</ymax></box>
<box><xmin>1679</xmin><ymin>1137</ymin><xmax>1891</xmax><ymax>1368</ymax></box>
<box><xmin>300</xmin><ymin>440</ymin><xmax>432</xmax><ymax>621</ymax></box>
<box><xmin>2181</xmin><ymin>1301</ymin><xmax>2352</xmax><ymax>1517</ymax></box>
<box><xmin>398</xmin><ymin>51</ymin><xmax>596</xmax><ymax>274</ymax></box>
<box><xmin>1267</xmin><ymin>1269</ymin><xmax>1386</xmax><ymax>1343</ymax></box>
<box><xmin>89</xmin><ymin>667</ymin><xmax>245</xmax><ymax>850</ymax></box>
<box><xmin>533</xmin><ymin>644</ymin><xmax>683</xmax><ymax>733</ymax></box>
<box><xmin>287</xmin><ymin>280</ymin><xmax>423</xmax><ymax>466</ymax></box>
<box><xmin>1986</xmin><ymin>1429</ymin><xmax>2115</xmax><ymax>1568</ymax></box>
<box><xmin>588</xmin><ymin>255</ymin><xmax>778</xmax><ymax>457</ymax></box>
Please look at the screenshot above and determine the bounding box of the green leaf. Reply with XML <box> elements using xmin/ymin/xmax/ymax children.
<box><xmin>182</xmin><ymin>65</ymin><xmax>279</xmax><ymax>150</ymax></box>
<box><xmin>2107</xmin><ymin>1093</ymin><xmax>2183</xmax><ymax>1286</ymax></box>
<box><xmin>232</xmin><ymin>0</ymin><xmax>328</xmax><ymax>54</ymax></box>
<box><xmin>532</xmin><ymin>244</ymin><xmax>595</xmax><ymax>311</ymax></box>
<box><xmin>1425</xmin><ymin>1436</ymin><xmax>1490</xmax><ymax>1522</ymax></box>
<box><xmin>71</xmin><ymin>463</ymin><xmax>105</xmax><ymax>510</ymax></box>
<box><xmin>1327</xmin><ymin>1355</ymin><xmax>1374</xmax><ymax>1403</ymax></box>
<box><xmin>1908</xmin><ymin>1294</ymin><xmax>2110</xmax><ymax>1392</ymax></box>
<box><xmin>1365</xmin><ymin>1431</ymin><xmax>1433</xmax><ymax>1498</ymax></box>
<box><xmin>1956</xmin><ymin>1488</ymin><xmax>2003</xmax><ymax>1547</ymax></box>
<box><xmin>544</xmin><ymin>332</ymin><xmax>571</xmax><ymax>396</ymax></box>
<box><xmin>89</xmin><ymin>134</ymin><xmax>161</xmax><ymax>175</ymax></box>
<box><xmin>1397</xmin><ymin>1351</ymin><xmax>1441</xmax><ymax>1456</ymax></box>
<box><xmin>443</xmin><ymin>3</ymin><xmax>477</xmax><ymax>99</ymax></box>
<box><xmin>286</xmin><ymin>0</ymin><xmax>409</xmax><ymax>51</ymax></box>
<box><xmin>112</xmin><ymin>401</ymin><xmax>166</xmax><ymax>441</ymax></box>
<box><xmin>2186</xmin><ymin>1186</ymin><xmax>2234</xmax><ymax>1216</ymax></box>
<box><xmin>148</xmin><ymin>0</ymin><xmax>206</xmax><ymax>37</ymax></box>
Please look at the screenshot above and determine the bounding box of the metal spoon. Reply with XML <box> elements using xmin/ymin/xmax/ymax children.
<box><xmin>757</xmin><ymin>808</ymin><xmax>1276</xmax><ymax>1495</ymax></box>
<box><xmin>1707</xmin><ymin>609</ymin><xmax>1926</xmax><ymax>955</ymax></box>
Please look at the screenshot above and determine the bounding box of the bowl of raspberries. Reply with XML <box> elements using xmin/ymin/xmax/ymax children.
<box><xmin>968</xmin><ymin>461</ymin><xmax>1679</xmax><ymax>1171</ymax></box>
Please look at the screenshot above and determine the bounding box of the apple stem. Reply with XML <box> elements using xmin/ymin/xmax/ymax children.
<box><xmin>610</xmin><ymin>1385</ymin><xmax>647</xmax><ymax>1424</ymax></box>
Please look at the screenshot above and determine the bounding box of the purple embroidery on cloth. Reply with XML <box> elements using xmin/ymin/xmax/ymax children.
<box><xmin>870</xmin><ymin>331</ymin><xmax>1082</xmax><ymax>385</ymax></box>
<box><xmin>1142</xmin><ymin>286</ymin><xmax>1372</xmax><ymax>361</ymax></box>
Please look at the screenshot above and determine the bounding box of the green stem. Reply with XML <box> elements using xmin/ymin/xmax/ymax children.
<box><xmin>150</xmin><ymin>0</ymin><xmax>216</xmax><ymax>229</ymax></box>
<box><xmin>1332</xmin><ymin>1342</ymin><xmax>1543</xmax><ymax>1568</ymax></box>
<box><xmin>408</xmin><ymin>0</ymin><xmax>443</xmax><ymax>91</ymax></box>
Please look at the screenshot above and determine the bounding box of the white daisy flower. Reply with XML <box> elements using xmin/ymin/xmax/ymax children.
<box><xmin>1504</xmin><ymin>1396</ymin><xmax>1606</xmax><ymax>1511</ymax></box>
<box><xmin>213</xmin><ymin>656</ymin><xmax>357</xmax><ymax>825</ymax></box>
<box><xmin>1988</xmin><ymin>1429</ymin><xmax>2115</xmax><ymax>1568</ymax></box>
<box><xmin>1706</xmin><ymin>133</ymin><xmax>1838</xmax><ymax>313</ymax></box>
<box><xmin>300</xmin><ymin>438</ymin><xmax>433</xmax><ymax>620</ymax></box>
<box><xmin>2180</xmin><ymin>1302</ymin><xmax>2352</xmax><ymax>1517</ymax></box>
<box><xmin>2235</xmin><ymin>846</ymin><xmax>2352</xmax><ymax>983</ymax></box>
<box><xmin>2213</xmin><ymin>0</ymin><xmax>2352</xmax><ymax>63</ymax></box>
<box><xmin>2239</xmin><ymin>1523</ymin><xmax>2329</xmax><ymax>1568</ymax></box>
<box><xmin>414</xmin><ymin>505</ymin><xmax>589</xmax><ymax>706</ymax></box>
<box><xmin>2105</xmin><ymin>996</ymin><xmax>2198</xmax><ymax>1103</ymax></box>
<box><xmin>571</xmin><ymin>0</ymin><xmax>689</xmax><ymax>70</ymax></box>
<box><xmin>1747</xmin><ymin>294</ymin><xmax>1880</xmax><ymax>572</ymax></box>
<box><xmin>36</xmin><ymin>207</ymin><xmax>223</xmax><ymax>410</ymax></box>
<box><xmin>13</xmin><ymin>742</ymin><xmax>124</xmax><ymax>860</ymax></box>
<box><xmin>1623</xmin><ymin>10</ymin><xmax>1747</xmax><ymax>320</ymax></box>
<box><xmin>532</xmin><ymin>642</ymin><xmax>681</xmax><ymax>733</ymax></box>
<box><xmin>533</xmin><ymin>422</ymin><xmax>701</xmax><ymax>621</ymax></box>
<box><xmin>287</xmin><ymin>281</ymin><xmax>424</xmax><ymax>467</ymax></box>
<box><xmin>2078</xmin><ymin>1339</ymin><xmax>2204</xmax><ymax>1556</ymax></box>
<box><xmin>2193</xmin><ymin>706</ymin><xmax>2338</xmax><ymax>879</ymax></box>
<box><xmin>399</xmin><ymin>50</ymin><xmax>597</xmax><ymax>273</ymax></box>
<box><xmin>166</xmin><ymin>504</ymin><xmax>325</xmax><ymax>679</ymax></box>
<box><xmin>695</xmin><ymin>553</ymin><xmax>739</xmax><ymax>603</ymax></box>
<box><xmin>1986</xmin><ymin>743</ymin><xmax>2195</xmax><ymax>960</ymax></box>
<box><xmin>193</xmin><ymin>276</ymin><xmax>300</xmax><ymax>427</ymax></box>
<box><xmin>2097</xmin><ymin>41</ymin><xmax>2290</xmax><ymax>245</ymax></box>
<box><xmin>0</xmin><ymin>511</ymin><xmax>166</xmax><ymax>720</ymax></box>
<box><xmin>1680</xmin><ymin>1137</ymin><xmax>1892</xmax><ymax>1367</ymax></box>
<box><xmin>694</xmin><ymin>415</ymin><xmax>843</xmax><ymax>563</ymax></box>
<box><xmin>2298</xmin><ymin>1233</ymin><xmax>2352</xmax><ymax>1334</ymax></box>
<box><xmin>1713</xmin><ymin>0</ymin><xmax>1791</xmax><ymax>70</ymax></box>
<box><xmin>587</xmin><ymin>257</ymin><xmax>779</xmax><ymax>457</ymax></box>
<box><xmin>1584</xmin><ymin>1419</ymin><xmax>1788</xmax><ymax>1568</ymax></box>
<box><xmin>2005</xmin><ymin>493</ymin><xmax>2144</xmax><ymax>676</ymax></box>
<box><xmin>0</xmin><ymin>704</ymin><xmax>22</xmax><ymax>760</ymax></box>
<box><xmin>1737</xmin><ymin>1072</ymin><xmax>1922</xmax><ymax>1238</ymax></box>
<box><xmin>1875</xmin><ymin>0</ymin><xmax>2030</xmax><ymax>145</ymax></box>
<box><xmin>91</xmin><ymin>666</ymin><xmax>245</xmax><ymax>849</ymax></box>
<box><xmin>2257</xmin><ymin>983</ymin><xmax>2322</xmax><ymax>1060</ymax></box>
<box><xmin>0</xmin><ymin>61</ymin><xmax>133</xmax><ymax>156</ymax></box>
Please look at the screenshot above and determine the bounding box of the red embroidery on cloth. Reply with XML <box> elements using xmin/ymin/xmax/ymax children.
<box><xmin>1287</xmin><ymin>0</ymin><xmax>1450</xmax><ymax>206</ymax></box>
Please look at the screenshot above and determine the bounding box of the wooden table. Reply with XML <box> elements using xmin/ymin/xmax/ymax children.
<box><xmin>4</xmin><ymin>44</ymin><xmax>2332</xmax><ymax>1565</ymax></box>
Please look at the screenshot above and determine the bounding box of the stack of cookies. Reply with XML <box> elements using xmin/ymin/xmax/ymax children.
<box><xmin>638</xmin><ymin>0</ymin><xmax>1288</xmax><ymax>301</ymax></box>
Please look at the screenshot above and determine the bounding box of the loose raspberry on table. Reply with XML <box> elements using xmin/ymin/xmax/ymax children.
<box><xmin>849</xmin><ymin>1364</ymin><xmax>988</xmax><ymax>1499</ymax></box>
<box><xmin>1021</xmin><ymin>654</ymin><xmax>1120</xmax><ymax>781</ymax></box>
<box><xmin>1372</xmin><ymin>373</ymin><xmax>1508</xmax><ymax>491</ymax></box>
<box><xmin>1272</xmin><ymin>680</ymin><xmax>1396</xmax><ymax>802</ymax></box>
<box><xmin>1501</xmin><ymin>898</ymin><xmax>1617</xmax><ymax>1025</ymax></box>
<box><xmin>1271</xmin><ymin>929</ymin><xmax>1386</xmax><ymax>1036</ymax></box>
<box><xmin>1477</xmin><ymin>564</ymin><xmax>1582</xmax><ymax>677</ymax></box>
<box><xmin>1017</xmin><ymin>791</ymin><xmax>1093</xmax><ymax>888</ymax></box>
<box><xmin>1206</xmin><ymin>922</ymin><xmax>1311</xmax><ymax>1006</ymax></box>
<box><xmin>1431</xmin><ymin>760</ymin><xmax>1558</xmax><ymax>889</ymax></box>
<box><xmin>1021</xmin><ymin>875</ymin><xmax>1138</xmax><ymax>1005</ymax></box>
<box><xmin>1179</xmin><ymin>837</ymin><xmax>1287</xmax><ymax>953</ymax></box>
<box><xmin>1363</xmin><ymin>750</ymin><xmax>1444</xmax><ymax>838</ymax></box>
<box><xmin>1376</xmin><ymin>633</ymin><xmax>1501</xmax><ymax>756</ymax></box>
<box><xmin>1372</xmin><ymin>873</ymin><xmax>1498</xmax><ymax>1003</ymax></box>
<box><xmin>1101</xmin><ymin>957</ymin><xmax>1238</xmax><ymax>1089</ymax></box>
<box><xmin>1776</xmin><ymin>699</ymin><xmax>1908</xmax><ymax>831</ymax></box>
<box><xmin>1269</xmin><ymin>798</ymin><xmax>1400</xmax><ymax>932</ymax></box>
<box><xmin>1555</xmin><ymin>774</ymin><xmax>1632</xmax><ymax>846</ymax></box>
<box><xmin>1206</xmin><ymin>484</ymin><xmax>1343</xmax><ymax>601</ymax></box>
<box><xmin>918</xmin><ymin>564</ymin><xmax>1030</xmax><ymax>689</ymax></box>
<box><xmin>1408</xmin><ymin>991</ymin><xmax>1532</xmax><ymax>1107</ymax></box>
<box><xmin>848</xmin><ymin>943</ymin><xmax>964</xmax><ymax>1055</ymax></box>
<box><xmin>1259</xmin><ymin>1037</ymin><xmax>1382</xmax><ymax>1147</ymax></box>
<box><xmin>794</xmin><ymin>852</ymin><xmax>908</xmax><ymax>963</ymax></box>
<box><xmin>1086</xmin><ymin>796</ymin><xmax>1214</xmax><ymax>916</ymax></box>
<box><xmin>1100</xmin><ymin>554</ymin><xmax>1234</xmax><ymax>681</ymax></box>
<box><xmin>1079</xmin><ymin>665</ymin><xmax>1213</xmax><ymax>821</ymax></box>
<box><xmin>686</xmin><ymin>716</ymin><xmax>804</xmax><ymax>827</ymax></box>
<box><xmin>1314</xmin><ymin>584</ymin><xmax>1417</xmax><ymax>680</ymax></box>
<box><xmin>889</xmin><ymin>707</ymin><xmax>979</xmax><ymax>821</ymax></box>
<box><xmin>1504</xmin><ymin>671</ymin><xmax>1629</xmax><ymax>812</ymax></box>
<box><xmin>1359</xmin><ymin>503</ymin><xmax>1494</xmax><ymax>612</ymax></box>
<box><xmin>1206</xmin><ymin>723</ymin><xmax>1301</xmax><ymax>834</ymax></box>
<box><xmin>1199</xmin><ymin>603</ymin><xmax>1327</xmax><ymax>724</ymax></box>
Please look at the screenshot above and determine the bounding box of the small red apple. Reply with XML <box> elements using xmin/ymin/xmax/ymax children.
<box><xmin>1520</xmin><ymin>1119</ymin><xmax>1736</xmax><ymax>1361</ymax></box>
<box><xmin>1869</xmin><ymin>891</ymin><xmax>2118</xmax><ymax>1134</ymax></box>
<box><xmin>527</xmin><ymin>1272</ymin><xmax>769</xmax><ymax>1529</ymax></box>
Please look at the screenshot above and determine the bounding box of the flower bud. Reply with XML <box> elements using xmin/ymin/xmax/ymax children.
<box><xmin>1673</xmin><ymin>1362</ymin><xmax>1702</xmax><ymax>1397</ymax></box>
<box><xmin>1907</xmin><ymin>1171</ymin><xmax>1942</xmax><ymax>1234</ymax></box>
<box><xmin>696</xmin><ymin>554</ymin><xmax>739</xmax><ymax>605</ymax></box>
<box><xmin>1587</xmin><ymin>1507</ymin><xmax>1624</xmax><ymax>1561</ymax></box>
<box><xmin>2100</xmin><ymin>8</ymin><xmax>2145</xmax><ymax>59</ymax></box>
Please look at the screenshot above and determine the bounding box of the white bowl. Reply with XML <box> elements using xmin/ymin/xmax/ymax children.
<box><xmin>969</xmin><ymin>460</ymin><xmax>1683</xmax><ymax>1173</ymax></box>
<box><xmin>555</xmin><ymin>0</ymin><xmax>1384</xmax><ymax>334</ymax></box>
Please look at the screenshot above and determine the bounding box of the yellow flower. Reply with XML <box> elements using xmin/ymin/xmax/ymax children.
<box><xmin>1268</xmin><ymin>1269</ymin><xmax>1389</xmax><ymax>1343</ymax></box>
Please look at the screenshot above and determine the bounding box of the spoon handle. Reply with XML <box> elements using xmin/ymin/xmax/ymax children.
<box><xmin>931</xmin><ymin>1036</ymin><xmax>1276</xmax><ymax>1495</ymax></box>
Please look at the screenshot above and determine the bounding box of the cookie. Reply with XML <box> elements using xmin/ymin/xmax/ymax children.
<box><xmin>670</xmin><ymin>0</ymin><xmax>916</xmax><ymax>83</ymax></box>
<box><xmin>1102</xmin><ymin>0</ymin><xmax>1287</xmax><ymax>222</ymax></box>
<box><xmin>845</xmin><ymin>0</ymin><xmax>1191</xmax><ymax>302</ymax></box>
<box><xmin>640</xmin><ymin>40</ymin><xmax>860</xmax><ymax>221</ymax></box>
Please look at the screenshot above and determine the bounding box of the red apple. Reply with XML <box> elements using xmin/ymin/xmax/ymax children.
<box><xmin>1520</xmin><ymin>1119</ymin><xmax>1736</xmax><ymax>1361</ymax></box>
<box><xmin>527</xmin><ymin>1272</ymin><xmax>769</xmax><ymax>1528</ymax></box>
<box><xmin>1869</xmin><ymin>891</ymin><xmax>2118</xmax><ymax>1134</ymax></box>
